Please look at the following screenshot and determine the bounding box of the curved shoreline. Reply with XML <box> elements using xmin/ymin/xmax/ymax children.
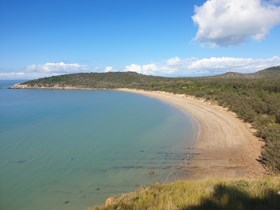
<box><xmin>118</xmin><ymin>88</ymin><xmax>265</xmax><ymax>179</ymax></box>
<box><xmin>12</xmin><ymin>85</ymin><xmax>265</xmax><ymax>178</ymax></box>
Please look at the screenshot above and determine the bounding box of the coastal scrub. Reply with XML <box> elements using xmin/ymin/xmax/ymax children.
<box><xmin>92</xmin><ymin>177</ymin><xmax>280</xmax><ymax>210</ymax></box>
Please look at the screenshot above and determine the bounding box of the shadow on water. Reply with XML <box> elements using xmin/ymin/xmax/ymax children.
<box><xmin>183</xmin><ymin>184</ymin><xmax>280</xmax><ymax>210</ymax></box>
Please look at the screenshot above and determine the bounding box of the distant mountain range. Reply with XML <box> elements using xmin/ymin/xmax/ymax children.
<box><xmin>215</xmin><ymin>66</ymin><xmax>280</xmax><ymax>79</ymax></box>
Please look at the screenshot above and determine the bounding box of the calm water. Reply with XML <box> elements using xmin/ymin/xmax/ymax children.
<box><xmin>0</xmin><ymin>81</ymin><xmax>198</xmax><ymax>210</ymax></box>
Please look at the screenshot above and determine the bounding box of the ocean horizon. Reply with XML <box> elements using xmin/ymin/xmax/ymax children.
<box><xmin>0</xmin><ymin>80</ymin><xmax>198</xmax><ymax>210</ymax></box>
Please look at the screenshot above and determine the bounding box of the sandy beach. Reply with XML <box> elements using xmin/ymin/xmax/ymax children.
<box><xmin>119</xmin><ymin>88</ymin><xmax>265</xmax><ymax>179</ymax></box>
<box><xmin>12</xmin><ymin>84</ymin><xmax>266</xmax><ymax>179</ymax></box>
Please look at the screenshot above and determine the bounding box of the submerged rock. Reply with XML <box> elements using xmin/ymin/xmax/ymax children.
<box><xmin>80</xmin><ymin>194</ymin><xmax>87</xmax><ymax>199</ymax></box>
<box><xmin>149</xmin><ymin>170</ymin><xmax>155</xmax><ymax>175</ymax></box>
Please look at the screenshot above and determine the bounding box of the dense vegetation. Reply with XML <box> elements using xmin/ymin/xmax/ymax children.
<box><xmin>22</xmin><ymin>66</ymin><xmax>280</xmax><ymax>172</ymax></box>
<box><xmin>92</xmin><ymin>177</ymin><xmax>280</xmax><ymax>210</ymax></box>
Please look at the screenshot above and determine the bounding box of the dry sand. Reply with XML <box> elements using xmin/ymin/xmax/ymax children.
<box><xmin>119</xmin><ymin>88</ymin><xmax>265</xmax><ymax>179</ymax></box>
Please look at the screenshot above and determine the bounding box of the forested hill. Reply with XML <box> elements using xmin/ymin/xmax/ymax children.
<box><xmin>216</xmin><ymin>66</ymin><xmax>280</xmax><ymax>79</ymax></box>
<box><xmin>17</xmin><ymin>66</ymin><xmax>280</xmax><ymax>173</ymax></box>
<box><xmin>22</xmin><ymin>71</ymin><xmax>164</xmax><ymax>89</ymax></box>
<box><xmin>253</xmin><ymin>66</ymin><xmax>280</xmax><ymax>78</ymax></box>
<box><xmin>20</xmin><ymin>66</ymin><xmax>280</xmax><ymax>89</ymax></box>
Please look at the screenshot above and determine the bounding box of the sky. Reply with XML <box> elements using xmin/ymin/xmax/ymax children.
<box><xmin>0</xmin><ymin>0</ymin><xmax>280</xmax><ymax>79</ymax></box>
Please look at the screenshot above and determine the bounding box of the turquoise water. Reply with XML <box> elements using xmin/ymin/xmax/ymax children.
<box><xmin>0</xmin><ymin>81</ymin><xmax>197</xmax><ymax>210</ymax></box>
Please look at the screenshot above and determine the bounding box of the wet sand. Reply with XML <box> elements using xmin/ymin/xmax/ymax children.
<box><xmin>118</xmin><ymin>88</ymin><xmax>265</xmax><ymax>179</ymax></box>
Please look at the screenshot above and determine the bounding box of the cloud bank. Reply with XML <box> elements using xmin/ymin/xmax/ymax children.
<box><xmin>119</xmin><ymin>56</ymin><xmax>280</xmax><ymax>76</ymax></box>
<box><xmin>27</xmin><ymin>62</ymin><xmax>89</xmax><ymax>74</ymax></box>
<box><xmin>1</xmin><ymin>56</ymin><xmax>280</xmax><ymax>79</ymax></box>
<box><xmin>192</xmin><ymin>0</ymin><xmax>280</xmax><ymax>46</ymax></box>
<box><xmin>0</xmin><ymin>62</ymin><xmax>91</xmax><ymax>80</ymax></box>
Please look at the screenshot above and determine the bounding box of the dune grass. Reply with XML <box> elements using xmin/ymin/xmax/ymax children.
<box><xmin>91</xmin><ymin>177</ymin><xmax>280</xmax><ymax>210</ymax></box>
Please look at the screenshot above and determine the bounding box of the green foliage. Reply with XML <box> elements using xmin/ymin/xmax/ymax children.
<box><xmin>22</xmin><ymin>67</ymin><xmax>280</xmax><ymax>172</ymax></box>
<box><xmin>276</xmin><ymin>112</ymin><xmax>280</xmax><ymax>124</ymax></box>
<box><xmin>92</xmin><ymin>177</ymin><xmax>280</xmax><ymax>210</ymax></box>
<box><xmin>261</xmin><ymin>126</ymin><xmax>280</xmax><ymax>172</ymax></box>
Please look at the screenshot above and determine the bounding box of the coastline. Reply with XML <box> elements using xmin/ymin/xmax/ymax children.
<box><xmin>10</xmin><ymin>84</ymin><xmax>105</xmax><ymax>90</ymax></box>
<box><xmin>11</xmin><ymin>84</ymin><xmax>265</xmax><ymax>179</ymax></box>
<box><xmin>117</xmin><ymin>88</ymin><xmax>265</xmax><ymax>179</ymax></box>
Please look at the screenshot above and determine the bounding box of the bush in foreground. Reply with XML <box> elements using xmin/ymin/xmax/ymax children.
<box><xmin>92</xmin><ymin>177</ymin><xmax>280</xmax><ymax>210</ymax></box>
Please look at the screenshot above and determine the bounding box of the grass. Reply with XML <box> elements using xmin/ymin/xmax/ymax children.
<box><xmin>91</xmin><ymin>177</ymin><xmax>280</xmax><ymax>210</ymax></box>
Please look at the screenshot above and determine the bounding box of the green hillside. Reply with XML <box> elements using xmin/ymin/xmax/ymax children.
<box><xmin>254</xmin><ymin>66</ymin><xmax>280</xmax><ymax>78</ymax></box>
<box><xmin>215</xmin><ymin>66</ymin><xmax>280</xmax><ymax>79</ymax></box>
<box><xmin>21</xmin><ymin>67</ymin><xmax>280</xmax><ymax>173</ymax></box>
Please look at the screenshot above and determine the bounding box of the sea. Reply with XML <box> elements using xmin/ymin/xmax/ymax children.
<box><xmin>0</xmin><ymin>80</ymin><xmax>198</xmax><ymax>210</ymax></box>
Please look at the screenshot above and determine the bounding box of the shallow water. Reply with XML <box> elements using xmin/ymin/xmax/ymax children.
<box><xmin>0</xmin><ymin>81</ymin><xmax>197</xmax><ymax>210</ymax></box>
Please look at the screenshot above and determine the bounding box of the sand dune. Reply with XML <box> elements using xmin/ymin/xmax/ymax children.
<box><xmin>119</xmin><ymin>89</ymin><xmax>265</xmax><ymax>179</ymax></box>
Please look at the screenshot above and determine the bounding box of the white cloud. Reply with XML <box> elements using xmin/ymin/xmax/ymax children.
<box><xmin>142</xmin><ymin>64</ymin><xmax>158</xmax><ymax>74</ymax></box>
<box><xmin>124</xmin><ymin>63</ymin><xmax>159</xmax><ymax>75</ymax></box>
<box><xmin>1</xmin><ymin>57</ymin><xmax>280</xmax><ymax>79</ymax></box>
<box><xmin>166</xmin><ymin>57</ymin><xmax>181</xmax><ymax>66</ymax></box>
<box><xmin>27</xmin><ymin>62</ymin><xmax>89</xmax><ymax>74</ymax></box>
<box><xmin>121</xmin><ymin>56</ymin><xmax>280</xmax><ymax>76</ymax></box>
<box><xmin>188</xmin><ymin>57</ymin><xmax>254</xmax><ymax>69</ymax></box>
<box><xmin>125</xmin><ymin>64</ymin><xmax>142</xmax><ymax>73</ymax></box>
<box><xmin>104</xmin><ymin>66</ymin><xmax>114</xmax><ymax>72</ymax></box>
<box><xmin>0</xmin><ymin>62</ymin><xmax>91</xmax><ymax>80</ymax></box>
<box><xmin>192</xmin><ymin>0</ymin><xmax>280</xmax><ymax>46</ymax></box>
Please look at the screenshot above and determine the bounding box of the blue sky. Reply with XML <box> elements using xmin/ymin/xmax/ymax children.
<box><xmin>0</xmin><ymin>0</ymin><xmax>280</xmax><ymax>79</ymax></box>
